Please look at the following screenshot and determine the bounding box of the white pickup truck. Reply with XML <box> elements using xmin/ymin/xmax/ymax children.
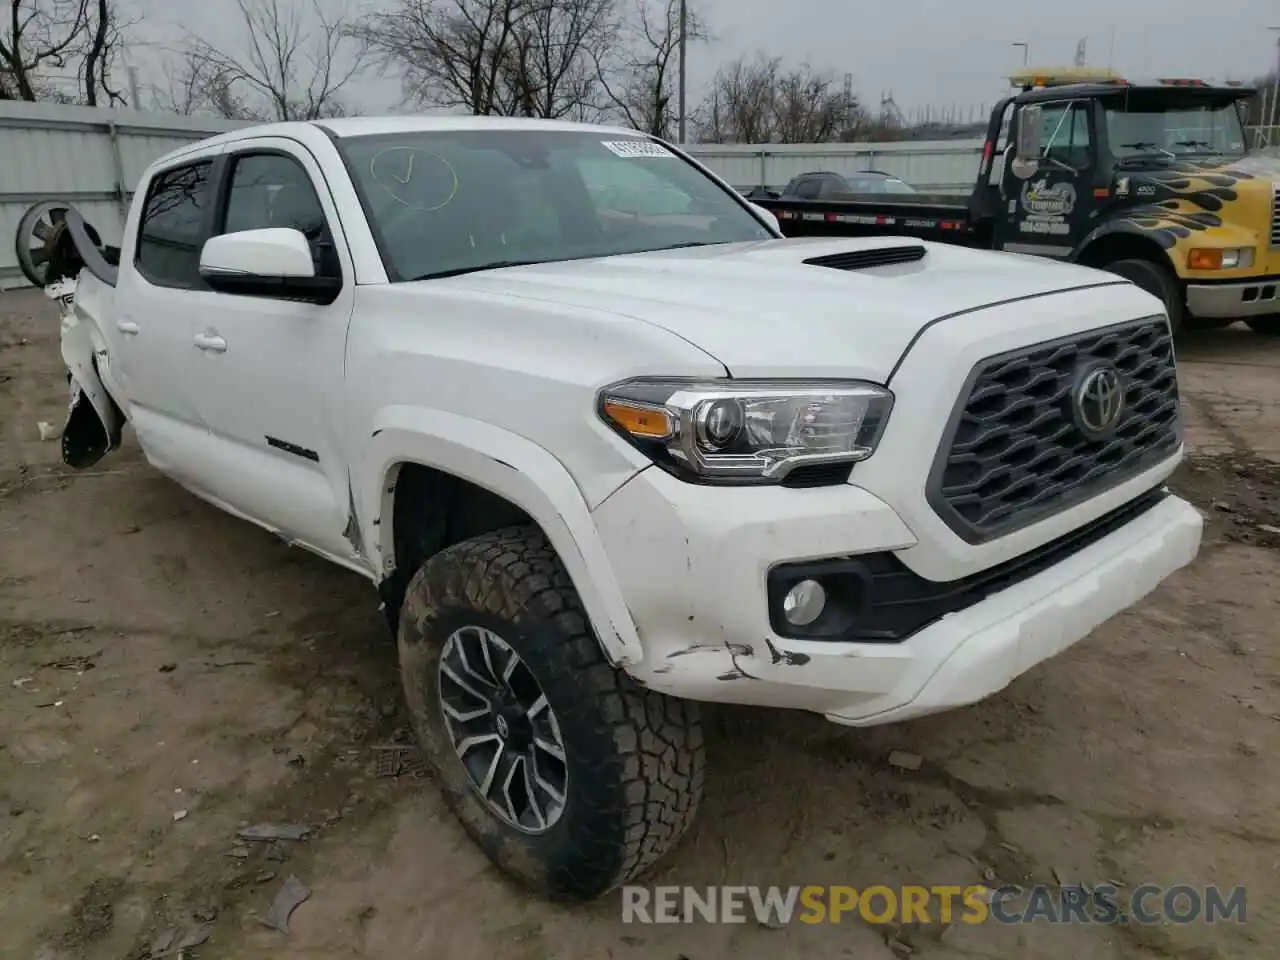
<box><xmin>16</xmin><ymin>116</ymin><xmax>1203</xmax><ymax>902</ymax></box>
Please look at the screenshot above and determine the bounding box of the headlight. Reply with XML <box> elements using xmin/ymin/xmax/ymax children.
<box><xmin>1188</xmin><ymin>247</ymin><xmax>1254</xmax><ymax>270</ymax></box>
<box><xmin>598</xmin><ymin>378</ymin><xmax>893</xmax><ymax>485</ymax></box>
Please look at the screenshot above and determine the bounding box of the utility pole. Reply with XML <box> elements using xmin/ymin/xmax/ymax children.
<box><xmin>1266</xmin><ymin>27</ymin><xmax>1280</xmax><ymax>148</ymax></box>
<box><xmin>678</xmin><ymin>0</ymin><xmax>688</xmax><ymax>144</ymax></box>
<box><xmin>1012</xmin><ymin>41</ymin><xmax>1029</xmax><ymax>67</ymax></box>
<box><xmin>128</xmin><ymin>66</ymin><xmax>141</xmax><ymax>110</ymax></box>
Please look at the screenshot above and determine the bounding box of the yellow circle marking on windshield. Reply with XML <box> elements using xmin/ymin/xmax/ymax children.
<box><xmin>369</xmin><ymin>147</ymin><xmax>459</xmax><ymax>211</ymax></box>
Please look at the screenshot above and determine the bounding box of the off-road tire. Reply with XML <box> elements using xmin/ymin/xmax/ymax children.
<box><xmin>1245</xmin><ymin>316</ymin><xmax>1280</xmax><ymax>336</ymax></box>
<box><xmin>1105</xmin><ymin>258</ymin><xmax>1184</xmax><ymax>334</ymax></box>
<box><xmin>397</xmin><ymin>524</ymin><xmax>705</xmax><ymax>902</ymax></box>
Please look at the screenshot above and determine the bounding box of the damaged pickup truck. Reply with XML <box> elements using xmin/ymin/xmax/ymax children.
<box><xmin>16</xmin><ymin>116</ymin><xmax>1204</xmax><ymax>902</ymax></box>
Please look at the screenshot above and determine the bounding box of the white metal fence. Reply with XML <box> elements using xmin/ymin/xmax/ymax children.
<box><xmin>0</xmin><ymin>101</ymin><xmax>988</xmax><ymax>289</ymax></box>
<box><xmin>684</xmin><ymin>140</ymin><xmax>985</xmax><ymax>195</ymax></box>
<box><xmin>0</xmin><ymin>101</ymin><xmax>249</xmax><ymax>289</ymax></box>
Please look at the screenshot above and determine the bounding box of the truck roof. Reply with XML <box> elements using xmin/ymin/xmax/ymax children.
<box><xmin>1015</xmin><ymin>82</ymin><xmax>1256</xmax><ymax>105</ymax></box>
<box><xmin>149</xmin><ymin>115</ymin><xmax>652</xmax><ymax>171</ymax></box>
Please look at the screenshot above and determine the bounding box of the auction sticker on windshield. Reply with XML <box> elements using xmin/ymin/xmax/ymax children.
<box><xmin>601</xmin><ymin>140</ymin><xmax>675</xmax><ymax>158</ymax></box>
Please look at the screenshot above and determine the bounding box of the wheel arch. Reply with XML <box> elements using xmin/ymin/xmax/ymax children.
<box><xmin>359</xmin><ymin>407</ymin><xmax>644</xmax><ymax>666</ymax></box>
<box><xmin>1073</xmin><ymin>224</ymin><xmax>1177</xmax><ymax>274</ymax></box>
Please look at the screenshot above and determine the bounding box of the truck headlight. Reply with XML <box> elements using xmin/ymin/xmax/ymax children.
<box><xmin>598</xmin><ymin>378</ymin><xmax>893</xmax><ymax>484</ymax></box>
<box><xmin>1188</xmin><ymin>247</ymin><xmax>1254</xmax><ymax>270</ymax></box>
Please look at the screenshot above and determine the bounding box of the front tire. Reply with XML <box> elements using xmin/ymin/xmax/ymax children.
<box><xmin>1245</xmin><ymin>316</ymin><xmax>1280</xmax><ymax>336</ymax></box>
<box><xmin>1105</xmin><ymin>258</ymin><xmax>1184</xmax><ymax>334</ymax></box>
<box><xmin>397</xmin><ymin>525</ymin><xmax>705</xmax><ymax>901</ymax></box>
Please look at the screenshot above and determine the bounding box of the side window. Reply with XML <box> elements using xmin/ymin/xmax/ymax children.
<box><xmin>221</xmin><ymin>152</ymin><xmax>336</xmax><ymax>276</ymax></box>
<box><xmin>135</xmin><ymin>161</ymin><xmax>215</xmax><ymax>289</ymax></box>
<box><xmin>1040</xmin><ymin>102</ymin><xmax>1092</xmax><ymax>169</ymax></box>
<box><xmin>816</xmin><ymin>177</ymin><xmax>849</xmax><ymax>198</ymax></box>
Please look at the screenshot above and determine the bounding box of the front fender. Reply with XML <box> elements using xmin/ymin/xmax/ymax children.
<box><xmin>1072</xmin><ymin>219</ymin><xmax>1178</xmax><ymax>262</ymax></box>
<box><xmin>359</xmin><ymin>407</ymin><xmax>644</xmax><ymax>666</ymax></box>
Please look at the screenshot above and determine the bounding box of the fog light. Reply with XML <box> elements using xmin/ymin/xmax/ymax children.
<box><xmin>782</xmin><ymin>579</ymin><xmax>826</xmax><ymax>627</ymax></box>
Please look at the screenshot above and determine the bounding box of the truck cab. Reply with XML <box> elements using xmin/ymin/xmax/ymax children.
<box><xmin>758</xmin><ymin>68</ymin><xmax>1280</xmax><ymax>335</ymax></box>
<box><xmin>978</xmin><ymin>68</ymin><xmax>1279</xmax><ymax>331</ymax></box>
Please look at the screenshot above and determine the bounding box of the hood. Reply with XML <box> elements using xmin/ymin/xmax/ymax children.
<box><xmin>445</xmin><ymin>237</ymin><xmax>1120</xmax><ymax>381</ymax></box>
<box><xmin>1112</xmin><ymin>151</ymin><xmax>1280</xmax><ymax>265</ymax></box>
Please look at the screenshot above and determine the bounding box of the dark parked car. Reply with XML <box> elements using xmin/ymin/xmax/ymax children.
<box><xmin>744</xmin><ymin>170</ymin><xmax>916</xmax><ymax>201</ymax></box>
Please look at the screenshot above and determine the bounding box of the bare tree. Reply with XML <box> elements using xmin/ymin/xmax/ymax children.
<box><xmin>594</xmin><ymin>0</ymin><xmax>703</xmax><ymax>137</ymax></box>
<box><xmin>352</xmin><ymin>0</ymin><xmax>531</xmax><ymax>114</ymax></box>
<box><xmin>353</xmin><ymin>0</ymin><xmax>616</xmax><ymax>118</ymax></box>
<box><xmin>692</xmin><ymin>52</ymin><xmax>865</xmax><ymax>144</ymax></box>
<box><xmin>772</xmin><ymin>64</ymin><xmax>856</xmax><ymax>143</ymax></box>
<box><xmin>80</xmin><ymin>0</ymin><xmax>126</xmax><ymax>106</ymax></box>
<box><xmin>180</xmin><ymin>0</ymin><xmax>367</xmax><ymax>121</ymax></box>
<box><xmin>693</xmin><ymin>52</ymin><xmax>777</xmax><ymax>143</ymax></box>
<box><xmin>2</xmin><ymin>0</ymin><xmax>87</xmax><ymax>100</ymax></box>
<box><xmin>501</xmin><ymin>0</ymin><xmax>614</xmax><ymax>118</ymax></box>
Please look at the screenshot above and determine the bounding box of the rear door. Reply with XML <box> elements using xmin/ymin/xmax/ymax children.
<box><xmin>183</xmin><ymin>137</ymin><xmax>358</xmax><ymax>562</ymax></box>
<box><xmin>997</xmin><ymin>99</ymin><xmax>1098</xmax><ymax>258</ymax></box>
<box><xmin>113</xmin><ymin>150</ymin><xmax>224</xmax><ymax>484</ymax></box>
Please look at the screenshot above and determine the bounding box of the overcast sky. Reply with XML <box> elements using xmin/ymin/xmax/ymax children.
<box><xmin>120</xmin><ymin>0</ymin><xmax>1280</xmax><ymax>119</ymax></box>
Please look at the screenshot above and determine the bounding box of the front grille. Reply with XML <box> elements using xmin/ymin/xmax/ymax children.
<box><xmin>929</xmin><ymin>317</ymin><xmax>1180</xmax><ymax>544</ymax></box>
<box><xmin>1271</xmin><ymin>183</ymin><xmax>1279</xmax><ymax>248</ymax></box>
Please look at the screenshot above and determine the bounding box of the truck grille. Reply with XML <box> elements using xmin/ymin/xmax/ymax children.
<box><xmin>1271</xmin><ymin>183</ymin><xmax>1280</xmax><ymax>248</ymax></box>
<box><xmin>928</xmin><ymin>317</ymin><xmax>1180</xmax><ymax>544</ymax></box>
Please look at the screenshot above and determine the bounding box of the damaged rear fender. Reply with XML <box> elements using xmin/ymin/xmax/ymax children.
<box><xmin>55</xmin><ymin>278</ymin><xmax>124</xmax><ymax>468</ymax></box>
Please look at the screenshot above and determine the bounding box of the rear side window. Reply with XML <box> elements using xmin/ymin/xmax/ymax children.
<box><xmin>135</xmin><ymin>161</ymin><xmax>214</xmax><ymax>289</ymax></box>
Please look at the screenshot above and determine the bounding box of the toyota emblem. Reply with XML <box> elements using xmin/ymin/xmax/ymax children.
<box><xmin>1073</xmin><ymin>363</ymin><xmax>1125</xmax><ymax>439</ymax></box>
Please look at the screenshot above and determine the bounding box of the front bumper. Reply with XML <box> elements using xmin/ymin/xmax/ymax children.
<box><xmin>592</xmin><ymin>466</ymin><xmax>1202</xmax><ymax>725</ymax></box>
<box><xmin>1186</xmin><ymin>275</ymin><xmax>1280</xmax><ymax>318</ymax></box>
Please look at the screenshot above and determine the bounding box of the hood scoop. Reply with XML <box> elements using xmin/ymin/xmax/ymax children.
<box><xmin>803</xmin><ymin>244</ymin><xmax>927</xmax><ymax>271</ymax></box>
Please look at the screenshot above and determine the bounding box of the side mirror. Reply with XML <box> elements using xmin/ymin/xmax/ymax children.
<box><xmin>750</xmin><ymin>202</ymin><xmax>781</xmax><ymax>233</ymax></box>
<box><xmin>199</xmin><ymin>228</ymin><xmax>340</xmax><ymax>305</ymax></box>
<box><xmin>1012</xmin><ymin>104</ymin><xmax>1042</xmax><ymax>179</ymax></box>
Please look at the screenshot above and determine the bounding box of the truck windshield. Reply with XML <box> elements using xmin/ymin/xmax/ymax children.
<box><xmin>336</xmin><ymin>129</ymin><xmax>774</xmax><ymax>281</ymax></box>
<box><xmin>1106</xmin><ymin>101</ymin><xmax>1247</xmax><ymax>160</ymax></box>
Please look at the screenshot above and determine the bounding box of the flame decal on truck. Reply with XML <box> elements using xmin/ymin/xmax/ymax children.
<box><xmin>1106</xmin><ymin>154</ymin><xmax>1280</xmax><ymax>257</ymax></box>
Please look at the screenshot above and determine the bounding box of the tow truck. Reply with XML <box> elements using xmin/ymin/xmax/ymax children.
<box><xmin>756</xmin><ymin>68</ymin><xmax>1280</xmax><ymax>334</ymax></box>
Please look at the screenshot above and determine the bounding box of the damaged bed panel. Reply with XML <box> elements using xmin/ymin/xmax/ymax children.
<box><xmin>53</xmin><ymin>277</ymin><xmax>124</xmax><ymax>469</ymax></box>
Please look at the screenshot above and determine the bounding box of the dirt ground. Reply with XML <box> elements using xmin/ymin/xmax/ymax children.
<box><xmin>2</xmin><ymin>286</ymin><xmax>1279</xmax><ymax>960</ymax></box>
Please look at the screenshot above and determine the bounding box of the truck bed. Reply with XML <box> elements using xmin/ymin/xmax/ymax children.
<box><xmin>756</xmin><ymin>194</ymin><xmax>980</xmax><ymax>245</ymax></box>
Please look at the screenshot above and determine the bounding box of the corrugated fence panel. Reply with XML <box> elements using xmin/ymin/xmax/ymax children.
<box><xmin>1</xmin><ymin>101</ymin><xmax>986</xmax><ymax>288</ymax></box>
<box><xmin>0</xmin><ymin>101</ymin><xmax>249</xmax><ymax>288</ymax></box>
<box><xmin>685</xmin><ymin>140</ymin><xmax>985</xmax><ymax>194</ymax></box>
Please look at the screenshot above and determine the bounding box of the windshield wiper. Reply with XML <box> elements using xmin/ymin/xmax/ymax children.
<box><xmin>1174</xmin><ymin>139</ymin><xmax>1215</xmax><ymax>149</ymax></box>
<box><xmin>409</xmin><ymin>259</ymin><xmax>546</xmax><ymax>281</ymax></box>
<box><xmin>1118</xmin><ymin>141</ymin><xmax>1176</xmax><ymax>159</ymax></box>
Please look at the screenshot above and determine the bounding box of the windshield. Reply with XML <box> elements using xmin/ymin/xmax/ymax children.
<box><xmin>337</xmin><ymin>129</ymin><xmax>774</xmax><ymax>281</ymax></box>
<box><xmin>1105</xmin><ymin>101</ymin><xmax>1247</xmax><ymax>160</ymax></box>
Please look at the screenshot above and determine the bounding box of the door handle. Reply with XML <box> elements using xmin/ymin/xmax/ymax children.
<box><xmin>117</xmin><ymin>319</ymin><xmax>139</xmax><ymax>335</ymax></box>
<box><xmin>193</xmin><ymin>331</ymin><xmax>227</xmax><ymax>353</ymax></box>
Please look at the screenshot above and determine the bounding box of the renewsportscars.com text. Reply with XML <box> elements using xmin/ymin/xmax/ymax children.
<box><xmin>621</xmin><ymin>884</ymin><xmax>1247</xmax><ymax>926</ymax></box>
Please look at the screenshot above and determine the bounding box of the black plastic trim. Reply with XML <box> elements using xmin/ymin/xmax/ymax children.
<box><xmin>767</xmin><ymin>485</ymin><xmax>1168</xmax><ymax>644</ymax></box>
<box><xmin>803</xmin><ymin>245</ymin><xmax>926</xmax><ymax>270</ymax></box>
<box><xmin>266</xmin><ymin>435</ymin><xmax>320</xmax><ymax>462</ymax></box>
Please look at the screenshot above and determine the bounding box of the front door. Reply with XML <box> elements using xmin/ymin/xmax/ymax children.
<box><xmin>185</xmin><ymin>138</ymin><xmax>358</xmax><ymax>564</ymax></box>
<box><xmin>996</xmin><ymin>99</ymin><xmax>1097</xmax><ymax>259</ymax></box>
